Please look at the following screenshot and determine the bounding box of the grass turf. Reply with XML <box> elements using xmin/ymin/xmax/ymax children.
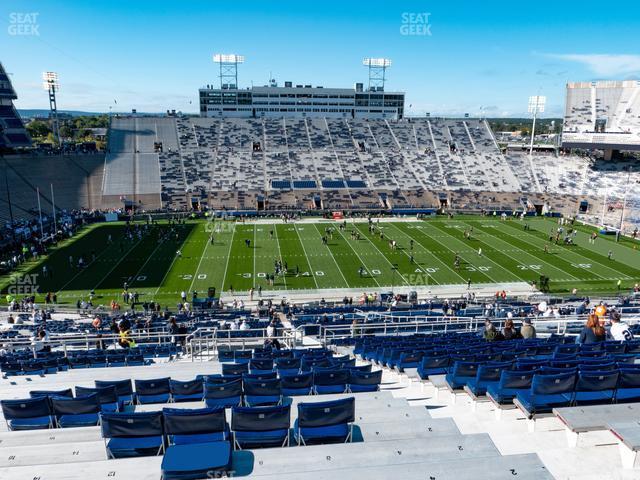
<box><xmin>2</xmin><ymin>215</ymin><xmax>640</xmax><ymax>307</ymax></box>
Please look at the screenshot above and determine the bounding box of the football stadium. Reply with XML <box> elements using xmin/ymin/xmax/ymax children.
<box><xmin>2</xmin><ymin>2</ymin><xmax>640</xmax><ymax>479</ymax></box>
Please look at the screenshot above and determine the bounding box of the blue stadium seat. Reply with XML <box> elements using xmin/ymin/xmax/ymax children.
<box><xmin>161</xmin><ymin>442</ymin><xmax>231</xmax><ymax>480</ymax></box>
<box><xmin>514</xmin><ymin>372</ymin><xmax>576</xmax><ymax>417</ymax></box>
<box><xmin>222</xmin><ymin>363</ymin><xmax>249</xmax><ymax>376</ymax></box>
<box><xmin>486</xmin><ymin>370</ymin><xmax>534</xmax><ymax>405</ymax></box>
<box><xmin>615</xmin><ymin>368</ymin><xmax>640</xmax><ymax>403</ymax></box>
<box><xmin>348</xmin><ymin>369</ymin><xmax>382</xmax><ymax>392</ymax></box>
<box><xmin>169</xmin><ymin>379</ymin><xmax>204</xmax><ymax>403</ymax></box>
<box><xmin>204</xmin><ymin>378</ymin><xmax>243</xmax><ymax>408</ymax></box>
<box><xmin>417</xmin><ymin>355</ymin><xmax>449</xmax><ymax>379</ymax></box>
<box><xmin>231</xmin><ymin>404</ymin><xmax>291</xmax><ymax>449</ymax></box>
<box><xmin>51</xmin><ymin>393</ymin><xmax>101</xmax><ymax>428</ymax></box>
<box><xmin>95</xmin><ymin>379</ymin><xmax>134</xmax><ymax>408</ymax></box>
<box><xmin>243</xmin><ymin>372</ymin><xmax>278</xmax><ymax>381</ymax></box>
<box><xmin>162</xmin><ymin>407</ymin><xmax>229</xmax><ymax>445</ymax></box>
<box><xmin>281</xmin><ymin>372</ymin><xmax>313</xmax><ymax>396</ymax></box>
<box><xmin>465</xmin><ymin>361</ymin><xmax>513</xmax><ymax>398</ymax></box>
<box><xmin>249</xmin><ymin>358</ymin><xmax>274</xmax><ymax>374</ymax></box>
<box><xmin>233</xmin><ymin>351</ymin><xmax>253</xmax><ymax>364</ymax></box>
<box><xmin>574</xmin><ymin>371</ymin><xmax>619</xmax><ymax>405</ymax></box>
<box><xmin>313</xmin><ymin>369</ymin><xmax>350</xmax><ymax>394</ymax></box>
<box><xmin>135</xmin><ymin>378</ymin><xmax>171</xmax><ymax>405</ymax></box>
<box><xmin>275</xmin><ymin>357</ymin><xmax>301</xmax><ymax>375</ymax></box>
<box><xmin>294</xmin><ymin>397</ymin><xmax>355</xmax><ymax>445</ymax></box>
<box><xmin>445</xmin><ymin>361</ymin><xmax>481</xmax><ymax>390</ymax></box>
<box><xmin>0</xmin><ymin>397</ymin><xmax>53</xmax><ymax>430</ymax></box>
<box><xmin>100</xmin><ymin>411</ymin><xmax>164</xmax><ymax>459</ymax></box>
<box><xmin>75</xmin><ymin>385</ymin><xmax>119</xmax><ymax>412</ymax></box>
<box><xmin>29</xmin><ymin>388</ymin><xmax>73</xmax><ymax>399</ymax></box>
<box><xmin>217</xmin><ymin>351</ymin><xmax>235</xmax><ymax>363</ymax></box>
<box><xmin>243</xmin><ymin>377</ymin><xmax>282</xmax><ymax>406</ymax></box>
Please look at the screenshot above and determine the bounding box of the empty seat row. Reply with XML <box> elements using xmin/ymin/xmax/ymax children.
<box><xmin>100</xmin><ymin>399</ymin><xmax>356</xmax><ymax>478</ymax></box>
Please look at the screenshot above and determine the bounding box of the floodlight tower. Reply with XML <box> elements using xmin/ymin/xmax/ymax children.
<box><xmin>213</xmin><ymin>54</ymin><xmax>244</xmax><ymax>89</ymax></box>
<box><xmin>43</xmin><ymin>72</ymin><xmax>60</xmax><ymax>145</ymax></box>
<box><xmin>528</xmin><ymin>95</ymin><xmax>546</xmax><ymax>155</ymax></box>
<box><xmin>362</xmin><ymin>58</ymin><xmax>391</xmax><ymax>92</ymax></box>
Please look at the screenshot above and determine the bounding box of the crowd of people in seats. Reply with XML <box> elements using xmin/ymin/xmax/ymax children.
<box><xmin>482</xmin><ymin>318</ymin><xmax>537</xmax><ymax>341</ymax></box>
<box><xmin>482</xmin><ymin>307</ymin><xmax>634</xmax><ymax>344</ymax></box>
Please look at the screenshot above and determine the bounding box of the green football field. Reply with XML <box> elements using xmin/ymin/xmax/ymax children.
<box><xmin>2</xmin><ymin>215</ymin><xmax>640</xmax><ymax>307</ymax></box>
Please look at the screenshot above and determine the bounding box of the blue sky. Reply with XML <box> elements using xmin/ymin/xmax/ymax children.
<box><xmin>2</xmin><ymin>0</ymin><xmax>640</xmax><ymax>116</ymax></box>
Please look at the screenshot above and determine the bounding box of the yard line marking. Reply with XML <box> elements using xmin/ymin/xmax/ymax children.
<box><xmin>219</xmin><ymin>222</ymin><xmax>237</xmax><ymax>293</ymax></box>
<box><xmin>153</xmin><ymin>227</ymin><xmax>194</xmax><ymax>300</ymax></box>
<box><xmin>188</xmin><ymin>224</ymin><xmax>213</xmax><ymax>294</ymax></box>
<box><xmin>334</xmin><ymin>224</ymin><xmax>382</xmax><ymax>288</ymax></box>
<box><xmin>273</xmin><ymin>223</ymin><xmax>288</xmax><ymax>289</ymax></box>
<box><xmin>293</xmin><ymin>224</ymin><xmax>319</xmax><ymax>289</ymax></box>
<box><xmin>311</xmin><ymin>223</ymin><xmax>350</xmax><ymax>287</ymax></box>
<box><xmin>252</xmin><ymin>224</ymin><xmax>257</xmax><ymax>288</ymax></box>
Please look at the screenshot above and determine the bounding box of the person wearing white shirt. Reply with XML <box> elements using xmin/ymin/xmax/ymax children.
<box><xmin>609</xmin><ymin>313</ymin><xmax>633</xmax><ymax>341</ymax></box>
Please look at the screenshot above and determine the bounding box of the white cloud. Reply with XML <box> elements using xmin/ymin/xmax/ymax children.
<box><xmin>543</xmin><ymin>53</ymin><xmax>640</xmax><ymax>77</ymax></box>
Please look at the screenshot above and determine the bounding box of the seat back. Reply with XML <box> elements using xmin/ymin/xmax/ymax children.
<box><xmin>243</xmin><ymin>377</ymin><xmax>282</xmax><ymax>397</ymax></box>
<box><xmin>1</xmin><ymin>397</ymin><xmax>51</xmax><ymax>420</ymax></box>
<box><xmin>451</xmin><ymin>361</ymin><xmax>480</xmax><ymax>378</ymax></box>
<box><xmin>169</xmin><ymin>379</ymin><xmax>204</xmax><ymax>397</ymax></box>
<box><xmin>349</xmin><ymin>369</ymin><xmax>382</xmax><ymax>386</ymax></box>
<box><xmin>281</xmin><ymin>372</ymin><xmax>313</xmax><ymax>391</ymax></box>
<box><xmin>274</xmin><ymin>358</ymin><xmax>301</xmax><ymax>370</ymax></box>
<box><xmin>162</xmin><ymin>407</ymin><xmax>227</xmax><ymax>444</ymax></box>
<box><xmin>498</xmin><ymin>370</ymin><xmax>534</xmax><ymax>389</ymax></box>
<box><xmin>204</xmin><ymin>378</ymin><xmax>243</xmax><ymax>399</ymax></box>
<box><xmin>76</xmin><ymin>385</ymin><xmax>119</xmax><ymax>406</ymax></box>
<box><xmin>100</xmin><ymin>411</ymin><xmax>164</xmax><ymax>438</ymax></box>
<box><xmin>95</xmin><ymin>379</ymin><xmax>134</xmax><ymax>397</ymax></box>
<box><xmin>531</xmin><ymin>372</ymin><xmax>576</xmax><ymax>395</ymax></box>
<box><xmin>476</xmin><ymin>362</ymin><xmax>512</xmax><ymax>382</ymax></box>
<box><xmin>619</xmin><ymin>368</ymin><xmax>640</xmax><ymax>388</ymax></box>
<box><xmin>576</xmin><ymin>371</ymin><xmax>619</xmax><ymax>391</ymax></box>
<box><xmin>313</xmin><ymin>369</ymin><xmax>349</xmax><ymax>386</ymax></box>
<box><xmin>222</xmin><ymin>363</ymin><xmax>249</xmax><ymax>376</ymax></box>
<box><xmin>243</xmin><ymin>372</ymin><xmax>278</xmax><ymax>381</ymax></box>
<box><xmin>51</xmin><ymin>394</ymin><xmax>101</xmax><ymax>416</ymax></box>
<box><xmin>231</xmin><ymin>404</ymin><xmax>291</xmax><ymax>432</ymax></box>
<box><xmin>135</xmin><ymin>378</ymin><xmax>171</xmax><ymax>396</ymax></box>
<box><xmin>297</xmin><ymin>397</ymin><xmax>355</xmax><ymax>428</ymax></box>
<box><xmin>29</xmin><ymin>388</ymin><xmax>73</xmax><ymax>399</ymax></box>
<box><xmin>249</xmin><ymin>358</ymin><xmax>274</xmax><ymax>372</ymax></box>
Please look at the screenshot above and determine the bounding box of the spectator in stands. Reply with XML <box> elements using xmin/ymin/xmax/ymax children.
<box><xmin>502</xmin><ymin>318</ymin><xmax>521</xmax><ymax>340</ymax></box>
<box><xmin>118</xmin><ymin>322</ymin><xmax>135</xmax><ymax>349</ymax></box>
<box><xmin>520</xmin><ymin>318</ymin><xmax>536</xmax><ymax>339</ymax></box>
<box><xmin>482</xmin><ymin>320</ymin><xmax>503</xmax><ymax>341</ymax></box>
<box><xmin>608</xmin><ymin>311</ymin><xmax>633</xmax><ymax>341</ymax></box>
<box><xmin>578</xmin><ymin>314</ymin><xmax>606</xmax><ymax>344</ymax></box>
<box><xmin>265</xmin><ymin>320</ymin><xmax>281</xmax><ymax>350</ymax></box>
<box><xmin>31</xmin><ymin>329</ymin><xmax>50</xmax><ymax>353</ymax></box>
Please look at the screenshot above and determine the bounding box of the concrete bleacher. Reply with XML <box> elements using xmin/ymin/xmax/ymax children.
<box><xmin>0</xmin><ymin>345</ymin><xmax>558</xmax><ymax>480</ymax></box>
